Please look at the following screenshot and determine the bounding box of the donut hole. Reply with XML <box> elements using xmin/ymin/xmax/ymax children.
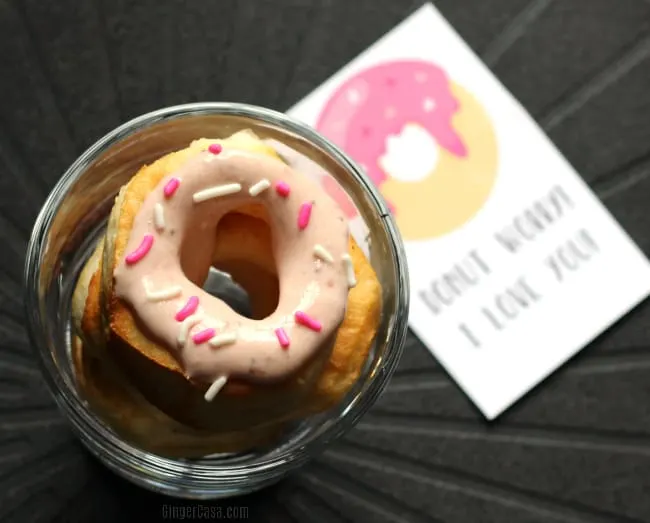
<box><xmin>182</xmin><ymin>208</ymin><xmax>280</xmax><ymax>320</ymax></box>
<box><xmin>201</xmin><ymin>268</ymin><xmax>254</xmax><ymax>319</ymax></box>
<box><xmin>207</xmin><ymin>259</ymin><xmax>279</xmax><ymax>320</ymax></box>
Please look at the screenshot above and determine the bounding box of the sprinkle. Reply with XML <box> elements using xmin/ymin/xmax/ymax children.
<box><xmin>342</xmin><ymin>254</ymin><xmax>357</xmax><ymax>288</ymax></box>
<box><xmin>209</xmin><ymin>332</ymin><xmax>238</xmax><ymax>348</ymax></box>
<box><xmin>275</xmin><ymin>328</ymin><xmax>290</xmax><ymax>349</ymax></box>
<box><xmin>208</xmin><ymin>143</ymin><xmax>223</xmax><ymax>155</ymax></box>
<box><xmin>294</xmin><ymin>311</ymin><xmax>322</xmax><ymax>332</ymax></box>
<box><xmin>153</xmin><ymin>203</ymin><xmax>165</xmax><ymax>231</ymax></box>
<box><xmin>175</xmin><ymin>296</ymin><xmax>199</xmax><ymax>322</ymax></box>
<box><xmin>125</xmin><ymin>234</ymin><xmax>154</xmax><ymax>265</ymax></box>
<box><xmin>192</xmin><ymin>328</ymin><xmax>216</xmax><ymax>344</ymax></box>
<box><xmin>144</xmin><ymin>279</ymin><xmax>182</xmax><ymax>302</ymax></box>
<box><xmin>347</xmin><ymin>88</ymin><xmax>361</xmax><ymax>105</ymax></box>
<box><xmin>313</xmin><ymin>244</ymin><xmax>334</xmax><ymax>263</ymax></box>
<box><xmin>163</xmin><ymin>177</ymin><xmax>180</xmax><ymax>198</ymax></box>
<box><xmin>193</xmin><ymin>183</ymin><xmax>242</xmax><ymax>203</ymax></box>
<box><xmin>204</xmin><ymin>375</ymin><xmax>228</xmax><ymax>402</ymax></box>
<box><xmin>275</xmin><ymin>181</ymin><xmax>291</xmax><ymax>197</ymax></box>
<box><xmin>298</xmin><ymin>202</ymin><xmax>313</xmax><ymax>230</ymax></box>
<box><xmin>249</xmin><ymin>179</ymin><xmax>271</xmax><ymax>196</ymax></box>
<box><xmin>177</xmin><ymin>314</ymin><xmax>203</xmax><ymax>346</ymax></box>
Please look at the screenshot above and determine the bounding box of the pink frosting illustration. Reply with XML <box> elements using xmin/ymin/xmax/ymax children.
<box><xmin>315</xmin><ymin>59</ymin><xmax>467</xmax><ymax>217</ymax></box>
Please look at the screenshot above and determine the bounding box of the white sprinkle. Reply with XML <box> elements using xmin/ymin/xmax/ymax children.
<box><xmin>177</xmin><ymin>314</ymin><xmax>203</xmax><ymax>346</ymax></box>
<box><xmin>423</xmin><ymin>98</ymin><xmax>436</xmax><ymax>112</ymax></box>
<box><xmin>153</xmin><ymin>203</ymin><xmax>165</xmax><ymax>231</ymax></box>
<box><xmin>342</xmin><ymin>254</ymin><xmax>357</xmax><ymax>288</ymax></box>
<box><xmin>193</xmin><ymin>183</ymin><xmax>242</xmax><ymax>203</ymax></box>
<box><xmin>347</xmin><ymin>88</ymin><xmax>361</xmax><ymax>105</ymax></box>
<box><xmin>143</xmin><ymin>278</ymin><xmax>182</xmax><ymax>302</ymax></box>
<box><xmin>204</xmin><ymin>375</ymin><xmax>228</xmax><ymax>402</ymax></box>
<box><xmin>313</xmin><ymin>244</ymin><xmax>334</xmax><ymax>263</ymax></box>
<box><xmin>249</xmin><ymin>179</ymin><xmax>271</xmax><ymax>196</ymax></box>
<box><xmin>208</xmin><ymin>331</ymin><xmax>238</xmax><ymax>348</ymax></box>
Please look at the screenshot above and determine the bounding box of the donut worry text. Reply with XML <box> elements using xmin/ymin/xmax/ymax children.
<box><xmin>115</xmin><ymin>145</ymin><xmax>353</xmax><ymax>402</ymax></box>
<box><xmin>418</xmin><ymin>184</ymin><xmax>601</xmax><ymax>349</ymax></box>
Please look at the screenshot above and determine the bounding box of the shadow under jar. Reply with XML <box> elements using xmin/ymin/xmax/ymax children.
<box><xmin>24</xmin><ymin>103</ymin><xmax>409</xmax><ymax>499</ymax></box>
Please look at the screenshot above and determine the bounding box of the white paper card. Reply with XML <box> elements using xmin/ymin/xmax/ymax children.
<box><xmin>286</xmin><ymin>3</ymin><xmax>650</xmax><ymax>418</ymax></box>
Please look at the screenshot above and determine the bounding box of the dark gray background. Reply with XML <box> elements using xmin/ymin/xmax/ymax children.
<box><xmin>2</xmin><ymin>0</ymin><xmax>650</xmax><ymax>521</ymax></box>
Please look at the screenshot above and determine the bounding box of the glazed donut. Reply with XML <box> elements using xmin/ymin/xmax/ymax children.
<box><xmin>111</xmin><ymin>141</ymin><xmax>351</xmax><ymax>385</ymax></box>
<box><xmin>316</xmin><ymin>59</ymin><xmax>498</xmax><ymax>241</ymax></box>
<box><xmin>72</xmin><ymin>131</ymin><xmax>381</xmax><ymax>452</ymax></box>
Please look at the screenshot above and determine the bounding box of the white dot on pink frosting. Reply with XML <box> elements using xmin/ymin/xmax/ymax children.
<box><xmin>384</xmin><ymin>106</ymin><xmax>396</xmax><ymax>119</ymax></box>
<box><xmin>347</xmin><ymin>88</ymin><xmax>361</xmax><ymax>105</ymax></box>
<box><xmin>423</xmin><ymin>98</ymin><xmax>436</xmax><ymax>112</ymax></box>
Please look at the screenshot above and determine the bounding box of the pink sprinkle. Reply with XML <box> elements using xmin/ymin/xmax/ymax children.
<box><xmin>163</xmin><ymin>177</ymin><xmax>180</xmax><ymax>198</ymax></box>
<box><xmin>192</xmin><ymin>328</ymin><xmax>216</xmax><ymax>344</ymax></box>
<box><xmin>275</xmin><ymin>181</ymin><xmax>291</xmax><ymax>197</ymax></box>
<box><xmin>125</xmin><ymin>234</ymin><xmax>154</xmax><ymax>265</ymax></box>
<box><xmin>208</xmin><ymin>143</ymin><xmax>223</xmax><ymax>155</ymax></box>
<box><xmin>294</xmin><ymin>311</ymin><xmax>322</xmax><ymax>332</ymax></box>
<box><xmin>275</xmin><ymin>328</ymin><xmax>290</xmax><ymax>349</ymax></box>
<box><xmin>297</xmin><ymin>202</ymin><xmax>313</xmax><ymax>230</ymax></box>
<box><xmin>175</xmin><ymin>296</ymin><xmax>199</xmax><ymax>322</ymax></box>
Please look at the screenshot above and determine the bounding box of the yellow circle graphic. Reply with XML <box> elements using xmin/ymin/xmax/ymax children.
<box><xmin>380</xmin><ymin>83</ymin><xmax>498</xmax><ymax>241</ymax></box>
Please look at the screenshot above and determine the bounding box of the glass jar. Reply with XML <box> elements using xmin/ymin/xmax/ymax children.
<box><xmin>24</xmin><ymin>103</ymin><xmax>409</xmax><ymax>499</ymax></box>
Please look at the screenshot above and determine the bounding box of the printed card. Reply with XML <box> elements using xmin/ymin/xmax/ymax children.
<box><xmin>286</xmin><ymin>4</ymin><xmax>650</xmax><ymax>418</ymax></box>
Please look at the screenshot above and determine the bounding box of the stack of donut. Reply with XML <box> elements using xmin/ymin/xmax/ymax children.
<box><xmin>71</xmin><ymin>130</ymin><xmax>381</xmax><ymax>457</ymax></box>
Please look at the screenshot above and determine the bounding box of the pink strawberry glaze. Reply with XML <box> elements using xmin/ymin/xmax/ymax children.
<box><xmin>315</xmin><ymin>60</ymin><xmax>466</xmax><ymax>217</ymax></box>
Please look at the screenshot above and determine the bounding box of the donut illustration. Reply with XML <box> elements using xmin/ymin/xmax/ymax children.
<box><xmin>315</xmin><ymin>59</ymin><xmax>498</xmax><ymax>241</ymax></box>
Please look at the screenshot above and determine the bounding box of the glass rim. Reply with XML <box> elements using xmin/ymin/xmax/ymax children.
<box><xmin>24</xmin><ymin>102</ymin><xmax>410</xmax><ymax>489</ymax></box>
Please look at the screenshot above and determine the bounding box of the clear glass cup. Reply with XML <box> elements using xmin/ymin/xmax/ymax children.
<box><xmin>24</xmin><ymin>103</ymin><xmax>409</xmax><ymax>499</ymax></box>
